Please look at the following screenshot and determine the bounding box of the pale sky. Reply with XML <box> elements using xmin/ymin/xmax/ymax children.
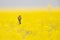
<box><xmin>0</xmin><ymin>0</ymin><xmax>59</xmax><ymax>8</ymax></box>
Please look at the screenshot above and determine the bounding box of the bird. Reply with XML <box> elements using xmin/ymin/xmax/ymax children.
<box><xmin>18</xmin><ymin>15</ymin><xmax>22</xmax><ymax>24</ymax></box>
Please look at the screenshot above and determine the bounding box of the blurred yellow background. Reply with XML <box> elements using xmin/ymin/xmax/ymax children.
<box><xmin>0</xmin><ymin>8</ymin><xmax>60</xmax><ymax>40</ymax></box>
